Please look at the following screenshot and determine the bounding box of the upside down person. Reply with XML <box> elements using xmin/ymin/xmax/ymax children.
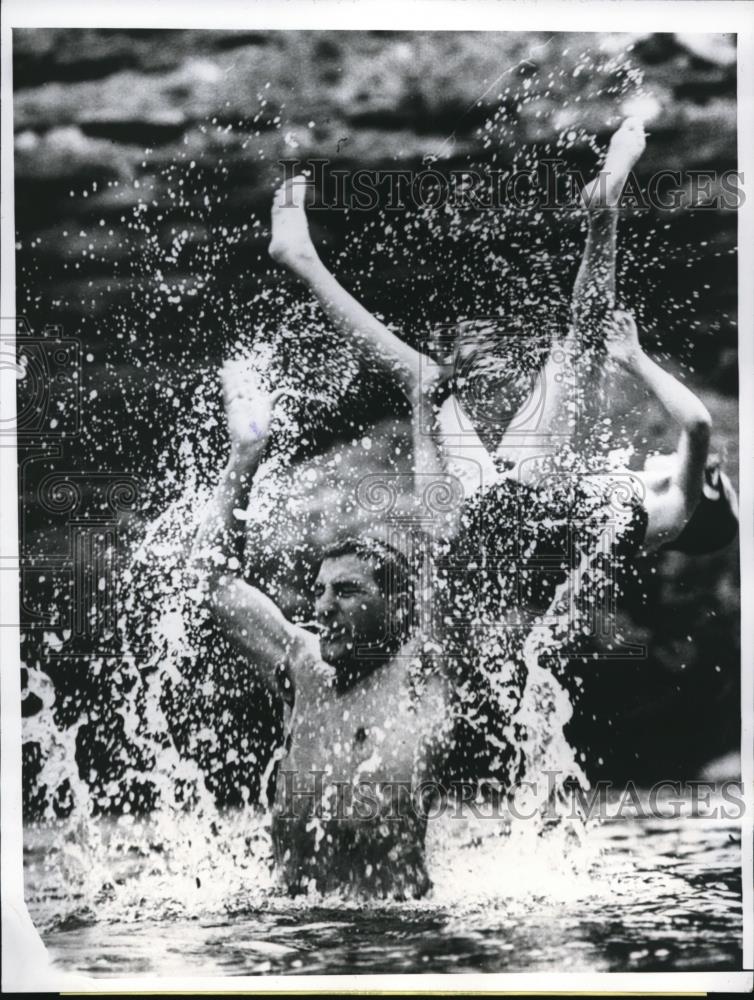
<box><xmin>264</xmin><ymin>116</ymin><xmax>736</xmax><ymax>791</ymax></box>
<box><xmin>190</xmin><ymin>117</ymin><xmax>736</xmax><ymax>896</ymax></box>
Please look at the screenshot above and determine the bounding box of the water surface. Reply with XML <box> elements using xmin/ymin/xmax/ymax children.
<box><xmin>24</xmin><ymin>804</ymin><xmax>743</xmax><ymax>977</ymax></box>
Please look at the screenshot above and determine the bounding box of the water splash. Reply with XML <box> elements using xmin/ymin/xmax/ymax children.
<box><xmin>20</xmin><ymin>38</ymin><xmax>700</xmax><ymax>921</ymax></box>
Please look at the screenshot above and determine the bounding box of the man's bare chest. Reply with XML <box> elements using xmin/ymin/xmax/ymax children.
<box><xmin>283</xmin><ymin>662</ymin><xmax>425</xmax><ymax>788</ymax></box>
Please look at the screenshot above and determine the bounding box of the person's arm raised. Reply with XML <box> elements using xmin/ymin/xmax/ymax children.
<box><xmin>190</xmin><ymin>362</ymin><xmax>306</xmax><ymax>703</ymax></box>
<box><xmin>606</xmin><ymin>310</ymin><xmax>711</xmax><ymax>550</ymax></box>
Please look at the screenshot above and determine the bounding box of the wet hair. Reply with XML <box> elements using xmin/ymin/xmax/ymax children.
<box><xmin>319</xmin><ymin>535</ymin><xmax>416</xmax><ymax>636</ymax></box>
<box><xmin>321</xmin><ymin>535</ymin><xmax>412</xmax><ymax>595</ymax></box>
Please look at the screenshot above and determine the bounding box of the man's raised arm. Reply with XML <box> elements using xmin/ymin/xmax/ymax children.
<box><xmin>190</xmin><ymin>362</ymin><xmax>306</xmax><ymax>703</ymax></box>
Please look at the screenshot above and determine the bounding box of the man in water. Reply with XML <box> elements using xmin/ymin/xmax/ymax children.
<box><xmin>192</xmin><ymin>116</ymin><xmax>735</xmax><ymax>894</ymax></box>
<box><xmin>191</xmin><ymin>358</ymin><xmax>450</xmax><ymax>899</ymax></box>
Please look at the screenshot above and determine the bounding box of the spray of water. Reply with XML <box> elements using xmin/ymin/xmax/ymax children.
<box><xmin>21</xmin><ymin>39</ymin><xmax>698</xmax><ymax>923</ymax></box>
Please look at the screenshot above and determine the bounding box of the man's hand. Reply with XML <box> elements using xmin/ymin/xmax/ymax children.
<box><xmin>605</xmin><ymin>309</ymin><xmax>642</xmax><ymax>368</ymax></box>
<box><xmin>222</xmin><ymin>360</ymin><xmax>291</xmax><ymax>456</ymax></box>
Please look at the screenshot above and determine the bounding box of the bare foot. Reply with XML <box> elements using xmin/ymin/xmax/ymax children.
<box><xmin>580</xmin><ymin>117</ymin><xmax>646</xmax><ymax>210</ymax></box>
<box><xmin>269</xmin><ymin>175</ymin><xmax>319</xmax><ymax>269</ymax></box>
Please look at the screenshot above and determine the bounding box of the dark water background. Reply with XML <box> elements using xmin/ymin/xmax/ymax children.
<box><xmin>13</xmin><ymin>30</ymin><xmax>740</xmax><ymax>817</ymax></box>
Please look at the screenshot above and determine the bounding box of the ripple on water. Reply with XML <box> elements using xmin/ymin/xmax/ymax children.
<box><xmin>23</xmin><ymin>798</ymin><xmax>743</xmax><ymax>977</ymax></box>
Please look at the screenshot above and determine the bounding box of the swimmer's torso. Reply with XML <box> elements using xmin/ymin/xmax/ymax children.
<box><xmin>270</xmin><ymin>637</ymin><xmax>447</xmax><ymax>898</ymax></box>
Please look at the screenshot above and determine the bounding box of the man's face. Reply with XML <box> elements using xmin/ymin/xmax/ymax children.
<box><xmin>313</xmin><ymin>554</ymin><xmax>388</xmax><ymax>667</ymax></box>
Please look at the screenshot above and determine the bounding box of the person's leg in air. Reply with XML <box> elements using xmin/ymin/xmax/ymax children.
<box><xmin>450</xmin><ymin>119</ymin><xmax>649</xmax><ymax>805</ymax></box>
<box><xmin>490</xmin><ymin>116</ymin><xmax>647</xmax><ymax>480</ymax></box>
<box><xmin>269</xmin><ymin>175</ymin><xmax>474</xmax><ymax>530</ymax></box>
